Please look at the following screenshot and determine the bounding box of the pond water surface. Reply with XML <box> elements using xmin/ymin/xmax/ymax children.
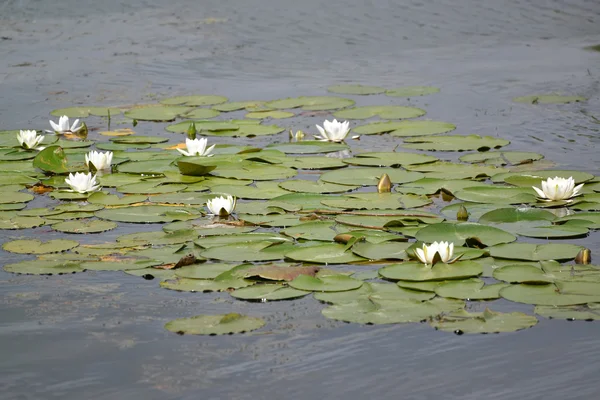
<box><xmin>1</xmin><ymin>0</ymin><xmax>600</xmax><ymax>399</ymax></box>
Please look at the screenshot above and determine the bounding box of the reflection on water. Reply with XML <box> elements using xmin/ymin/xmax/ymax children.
<box><xmin>1</xmin><ymin>0</ymin><xmax>600</xmax><ymax>398</ymax></box>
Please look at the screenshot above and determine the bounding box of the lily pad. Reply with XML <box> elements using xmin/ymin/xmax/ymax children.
<box><xmin>3</xmin><ymin>239</ymin><xmax>79</xmax><ymax>254</ymax></box>
<box><xmin>288</xmin><ymin>274</ymin><xmax>363</xmax><ymax>292</ymax></box>
<box><xmin>314</xmin><ymin>282</ymin><xmax>435</xmax><ymax>304</ymax></box>
<box><xmin>230</xmin><ymin>284</ymin><xmax>310</xmax><ymax>301</ymax></box>
<box><xmin>266</xmin><ymin>141</ymin><xmax>349</xmax><ymax>154</ymax></box>
<box><xmin>322</xmin><ymin>297</ymin><xmax>464</xmax><ymax>325</ymax></box>
<box><xmin>500</xmin><ymin>282</ymin><xmax>600</xmax><ymax>306</ymax></box>
<box><xmin>124</xmin><ymin>105</ymin><xmax>194</xmax><ymax>121</ymax></box>
<box><xmin>279</xmin><ymin>180</ymin><xmax>358</xmax><ymax>194</ymax></box>
<box><xmin>434</xmin><ymin>278</ymin><xmax>510</xmax><ymax>300</ymax></box>
<box><xmin>3</xmin><ymin>260</ymin><xmax>83</xmax><ymax>275</ymax></box>
<box><xmin>245</xmin><ymin>110</ymin><xmax>294</xmax><ymax>119</ymax></box>
<box><xmin>513</xmin><ymin>95</ymin><xmax>586</xmax><ymax>104</ymax></box>
<box><xmin>415</xmin><ymin>222</ymin><xmax>516</xmax><ymax>247</ymax></box>
<box><xmin>459</xmin><ymin>151</ymin><xmax>543</xmax><ymax>166</ymax></box>
<box><xmin>52</xmin><ymin>219</ymin><xmax>118</xmax><ymax>234</ymax></box>
<box><xmin>489</xmin><ymin>243</ymin><xmax>583</xmax><ymax>261</ymax></box>
<box><xmin>320</xmin><ymin>168</ymin><xmax>423</xmax><ymax>186</ymax></box>
<box><xmin>95</xmin><ymin>205</ymin><xmax>200</xmax><ymax>223</ymax></box>
<box><xmin>285</xmin><ymin>243</ymin><xmax>367</xmax><ymax>264</ymax></box>
<box><xmin>327</xmin><ymin>84</ymin><xmax>386</xmax><ymax>95</ymax></box>
<box><xmin>201</xmin><ymin>241</ymin><xmax>293</xmax><ymax>262</ymax></box>
<box><xmin>266</xmin><ymin>96</ymin><xmax>355</xmax><ymax>111</ymax></box>
<box><xmin>379</xmin><ymin>260</ymin><xmax>483</xmax><ymax>282</ymax></box>
<box><xmin>164</xmin><ymin>313</ymin><xmax>264</xmax><ymax>335</ymax></box>
<box><xmin>343</xmin><ymin>152</ymin><xmax>437</xmax><ymax>167</ymax></box>
<box><xmin>535</xmin><ymin>304</ymin><xmax>600</xmax><ymax>321</ymax></box>
<box><xmin>403</xmin><ymin>135</ymin><xmax>510</xmax><ymax>152</ymax></box>
<box><xmin>160</xmin><ymin>95</ymin><xmax>228</xmax><ymax>106</ymax></box>
<box><xmin>430</xmin><ymin>308</ymin><xmax>537</xmax><ymax>334</ymax></box>
<box><xmin>334</xmin><ymin>105</ymin><xmax>426</xmax><ymax>120</ymax></box>
<box><xmin>386</xmin><ymin>86</ymin><xmax>440</xmax><ymax>97</ymax></box>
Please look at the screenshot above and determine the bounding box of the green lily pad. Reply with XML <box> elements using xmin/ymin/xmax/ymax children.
<box><xmin>266</xmin><ymin>96</ymin><xmax>355</xmax><ymax>111</ymax></box>
<box><xmin>160</xmin><ymin>277</ymin><xmax>253</xmax><ymax>292</ymax></box>
<box><xmin>0</xmin><ymin>192</ymin><xmax>35</xmax><ymax>204</ymax></box>
<box><xmin>230</xmin><ymin>284</ymin><xmax>310</xmax><ymax>301</ymax></box>
<box><xmin>288</xmin><ymin>274</ymin><xmax>363</xmax><ymax>292</ymax></box>
<box><xmin>489</xmin><ymin>243</ymin><xmax>583</xmax><ymax>261</ymax></box>
<box><xmin>211</xmin><ymin>181</ymin><xmax>290</xmax><ymax>200</ymax></box>
<box><xmin>160</xmin><ymin>95</ymin><xmax>228</xmax><ymax>106</ymax></box>
<box><xmin>430</xmin><ymin>308</ymin><xmax>537</xmax><ymax>334</ymax></box>
<box><xmin>403</xmin><ymin>135</ymin><xmax>509</xmax><ymax>151</ymax></box>
<box><xmin>385</xmin><ymin>86</ymin><xmax>440</xmax><ymax>97</ymax></box>
<box><xmin>415</xmin><ymin>222</ymin><xmax>516</xmax><ymax>247</ymax></box>
<box><xmin>454</xmin><ymin>186</ymin><xmax>536</xmax><ymax>204</ymax></box>
<box><xmin>396</xmin><ymin>178</ymin><xmax>481</xmax><ymax>195</ymax></box>
<box><xmin>239</xmin><ymin>214</ymin><xmax>304</xmax><ymax>227</ymax></box>
<box><xmin>81</xmin><ymin>259</ymin><xmax>160</xmax><ymax>271</ymax></box>
<box><xmin>111</xmin><ymin>135</ymin><xmax>169</xmax><ymax>145</ymax></box>
<box><xmin>196</xmin><ymin>233</ymin><xmax>290</xmax><ymax>249</ymax></box>
<box><xmin>500</xmin><ymin>282</ymin><xmax>600</xmax><ymax>305</ymax></box>
<box><xmin>379</xmin><ymin>260</ymin><xmax>483</xmax><ymax>282</ymax></box>
<box><xmin>181</xmin><ymin>108</ymin><xmax>221</xmax><ymax>119</ymax></box>
<box><xmin>87</xmin><ymin>192</ymin><xmax>147</xmax><ymax>206</ymax></box>
<box><xmin>124</xmin><ymin>105</ymin><xmax>194</xmax><ymax>121</ymax></box>
<box><xmin>33</xmin><ymin>145</ymin><xmax>69</xmax><ymax>174</ymax></box>
<box><xmin>320</xmin><ymin>168</ymin><xmax>422</xmax><ymax>186</ymax></box>
<box><xmin>0</xmin><ymin>215</ymin><xmax>45</xmax><ymax>229</ymax></box>
<box><xmin>164</xmin><ymin>313</ymin><xmax>264</xmax><ymax>335</ymax></box>
<box><xmin>334</xmin><ymin>105</ymin><xmax>426</xmax><ymax>120</ymax></box>
<box><xmin>327</xmin><ymin>84</ymin><xmax>386</xmax><ymax>95</ymax></box>
<box><xmin>406</xmin><ymin>161</ymin><xmax>505</xmax><ymax>180</ymax></box>
<box><xmin>513</xmin><ymin>95</ymin><xmax>586</xmax><ymax>104</ymax></box>
<box><xmin>434</xmin><ymin>278</ymin><xmax>510</xmax><ymax>300</ymax></box>
<box><xmin>51</xmin><ymin>219</ymin><xmax>118</xmax><ymax>234</ymax></box>
<box><xmin>315</xmin><ymin>282</ymin><xmax>435</xmax><ymax>304</ymax></box>
<box><xmin>201</xmin><ymin>241</ymin><xmax>293</xmax><ymax>262</ymax></box>
<box><xmin>343</xmin><ymin>152</ymin><xmax>438</xmax><ymax>167</ymax></box>
<box><xmin>459</xmin><ymin>151</ymin><xmax>543</xmax><ymax>166</ymax></box>
<box><xmin>95</xmin><ymin>205</ymin><xmax>200</xmax><ymax>223</ymax></box>
<box><xmin>351</xmin><ymin>241</ymin><xmax>412</xmax><ymax>260</ymax></box>
<box><xmin>213</xmin><ymin>101</ymin><xmax>266</xmax><ymax>112</ymax></box>
<box><xmin>245</xmin><ymin>110</ymin><xmax>294</xmax><ymax>119</ymax></box>
<box><xmin>266</xmin><ymin>141</ymin><xmax>349</xmax><ymax>154</ymax></box>
<box><xmin>285</xmin><ymin>243</ymin><xmax>367</xmax><ymax>264</ymax></box>
<box><xmin>175</xmin><ymin>263</ymin><xmax>236</xmax><ymax>279</ymax></box>
<box><xmin>535</xmin><ymin>304</ymin><xmax>600</xmax><ymax>321</ymax></box>
<box><xmin>282</xmin><ymin>221</ymin><xmax>339</xmax><ymax>241</ymax></box>
<box><xmin>3</xmin><ymin>260</ymin><xmax>83</xmax><ymax>275</ymax></box>
<box><xmin>278</xmin><ymin>180</ymin><xmax>358</xmax><ymax>194</ymax></box>
<box><xmin>322</xmin><ymin>297</ymin><xmax>464</xmax><ymax>325</ymax></box>
<box><xmin>210</xmin><ymin>161</ymin><xmax>297</xmax><ymax>181</ymax></box>
<box><xmin>322</xmin><ymin>192</ymin><xmax>431</xmax><ymax>210</ymax></box>
<box><xmin>3</xmin><ymin>239</ymin><xmax>79</xmax><ymax>254</ymax></box>
<box><xmin>353</xmin><ymin>120</ymin><xmax>455</xmax><ymax>137</ymax></box>
<box><xmin>283</xmin><ymin>156</ymin><xmax>347</xmax><ymax>170</ymax></box>
<box><xmin>492</xmin><ymin>261</ymin><xmax>600</xmax><ymax>284</ymax></box>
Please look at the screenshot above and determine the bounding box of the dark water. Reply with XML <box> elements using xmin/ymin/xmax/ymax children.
<box><xmin>1</xmin><ymin>0</ymin><xmax>600</xmax><ymax>399</ymax></box>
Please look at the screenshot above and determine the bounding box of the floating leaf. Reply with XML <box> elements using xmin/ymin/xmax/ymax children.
<box><xmin>164</xmin><ymin>313</ymin><xmax>264</xmax><ymax>335</ymax></box>
<box><xmin>415</xmin><ymin>222</ymin><xmax>516</xmax><ymax>247</ymax></box>
<box><xmin>266</xmin><ymin>96</ymin><xmax>354</xmax><ymax>111</ymax></box>
<box><xmin>245</xmin><ymin>110</ymin><xmax>294</xmax><ymax>119</ymax></box>
<box><xmin>285</xmin><ymin>243</ymin><xmax>367</xmax><ymax>264</ymax></box>
<box><xmin>3</xmin><ymin>260</ymin><xmax>83</xmax><ymax>275</ymax></box>
<box><xmin>320</xmin><ymin>168</ymin><xmax>422</xmax><ymax>186</ymax></box>
<box><xmin>315</xmin><ymin>282</ymin><xmax>435</xmax><ymax>304</ymax></box>
<box><xmin>513</xmin><ymin>95</ymin><xmax>586</xmax><ymax>104</ymax></box>
<box><xmin>33</xmin><ymin>145</ymin><xmax>69</xmax><ymax>174</ymax></box>
<box><xmin>459</xmin><ymin>151</ymin><xmax>543</xmax><ymax>166</ymax></box>
<box><xmin>201</xmin><ymin>241</ymin><xmax>293</xmax><ymax>262</ymax></box>
<box><xmin>327</xmin><ymin>84</ymin><xmax>385</xmax><ymax>95</ymax></box>
<box><xmin>535</xmin><ymin>304</ymin><xmax>600</xmax><ymax>321</ymax></box>
<box><xmin>434</xmin><ymin>278</ymin><xmax>509</xmax><ymax>300</ymax></box>
<box><xmin>266</xmin><ymin>141</ymin><xmax>349</xmax><ymax>154</ymax></box>
<box><xmin>334</xmin><ymin>105</ymin><xmax>426</xmax><ymax>120</ymax></box>
<box><xmin>430</xmin><ymin>308</ymin><xmax>537</xmax><ymax>334</ymax></box>
<box><xmin>500</xmin><ymin>282</ymin><xmax>600</xmax><ymax>305</ymax></box>
<box><xmin>160</xmin><ymin>95</ymin><xmax>228</xmax><ymax>106</ymax></box>
<box><xmin>489</xmin><ymin>243</ymin><xmax>583</xmax><ymax>261</ymax></box>
<box><xmin>279</xmin><ymin>180</ymin><xmax>358</xmax><ymax>194</ymax></box>
<box><xmin>379</xmin><ymin>260</ymin><xmax>483</xmax><ymax>282</ymax></box>
<box><xmin>403</xmin><ymin>135</ymin><xmax>509</xmax><ymax>152</ymax></box>
<box><xmin>343</xmin><ymin>152</ymin><xmax>437</xmax><ymax>167</ymax></box>
<box><xmin>386</xmin><ymin>86</ymin><xmax>440</xmax><ymax>97</ymax></box>
<box><xmin>52</xmin><ymin>219</ymin><xmax>118</xmax><ymax>234</ymax></box>
<box><xmin>3</xmin><ymin>239</ymin><xmax>78</xmax><ymax>254</ymax></box>
<box><xmin>230</xmin><ymin>284</ymin><xmax>310</xmax><ymax>301</ymax></box>
<box><xmin>81</xmin><ymin>259</ymin><xmax>160</xmax><ymax>271</ymax></box>
<box><xmin>95</xmin><ymin>205</ymin><xmax>200</xmax><ymax>223</ymax></box>
<box><xmin>288</xmin><ymin>274</ymin><xmax>363</xmax><ymax>292</ymax></box>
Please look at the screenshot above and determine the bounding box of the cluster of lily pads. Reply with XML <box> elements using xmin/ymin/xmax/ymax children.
<box><xmin>0</xmin><ymin>84</ymin><xmax>598</xmax><ymax>335</ymax></box>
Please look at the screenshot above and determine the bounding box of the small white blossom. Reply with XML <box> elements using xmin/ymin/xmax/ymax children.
<box><xmin>415</xmin><ymin>241</ymin><xmax>454</xmax><ymax>265</ymax></box>
<box><xmin>65</xmin><ymin>172</ymin><xmax>100</xmax><ymax>193</ymax></box>
<box><xmin>206</xmin><ymin>195</ymin><xmax>236</xmax><ymax>216</ymax></box>
<box><xmin>532</xmin><ymin>176</ymin><xmax>583</xmax><ymax>201</ymax></box>
<box><xmin>47</xmin><ymin>115</ymin><xmax>83</xmax><ymax>134</ymax></box>
<box><xmin>314</xmin><ymin>119</ymin><xmax>350</xmax><ymax>142</ymax></box>
<box><xmin>85</xmin><ymin>150</ymin><xmax>113</xmax><ymax>171</ymax></box>
<box><xmin>177</xmin><ymin>138</ymin><xmax>215</xmax><ymax>157</ymax></box>
<box><xmin>17</xmin><ymin>130</ymin><xmax>45</xmax><ymax>150</ymax></box>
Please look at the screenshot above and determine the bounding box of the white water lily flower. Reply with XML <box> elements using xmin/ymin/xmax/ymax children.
<box><xmin>177</xmin><ymin>138</ymin><xmax>215</xmax><ymax>157</ymax></box>
<box><xmin>532</xmin><ymin>176</ymin><xmax>583</xmax><ymax>201</ymax></box>
<box><xmin>415</xmin><ymin>241</ymin><xmax>454</xmax><ymax>265</ymax></box>
<box><xmin>206</xmin><ymin>195</ymin><xmax>236</xmax><ymax>216</ymax></box>
<box><xmin>47</xmin><ymin>115</ymin><xmax>83</xmax><ymax>134</ymax></box>
<box><xmin>85</xmin><ymin>150</ymin><xmax>113</xmax><ymax>171</ymax></box>
<box><xmin>65</xmin><ymin>172</ymin><xmax>100</xmax><ymax>193</ymax></box>
<box><xmin>17</xmin><ymin>130</ymin><xmax>45</xmax><ymax>150</ymax></box>
<box><xmin>314</xmin><ymin>119</ymin><xmax>350</xmax><ymax>142</ymax></box>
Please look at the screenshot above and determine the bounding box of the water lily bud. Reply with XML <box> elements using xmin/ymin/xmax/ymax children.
<box><xmin>78</xmin><ymin>121</ymin><xmax>89</xmax><ymax>138</ymax></box>
<box><xmin>295</xmin><ymin>130</ymin><xmax>305</xmax><ymax>141</ymax></box>
<box><xmin>187</xmin><ymin>122</ymin><xmax>197</xmax><ymax>140</ymax></box>
<box><xmin>575</xmin><ymin>248</ymin><xmax>591</xmax><ymax>265</ymax></box>
<box><xmin>457</xmin><ymin>205</ymin><xmax>469</xmax><ymax>221</ymax></box>
<box><xmin>377</xmin><ymin>173</ymin><xmax>392</xmax><ymax>193</ymax></box>
<box><xmin>333</xmin><ymin>233</ymin><xmax>354</xmax><ymax>244</ymax></box>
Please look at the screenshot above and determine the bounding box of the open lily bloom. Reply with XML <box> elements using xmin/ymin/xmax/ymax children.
<box><xmin>314</xmin><ymin>119</ymin><xmax>350</xmax><ymax>142</ymax></box>
<box><xmin>47</xmin><ymin>115</ymin><xmax>83</xmax><ymax>134</ymax></box>
<box><xmin>206</xmin><ymin>195</ymin><xmax>236</xmax><ymax>216</ymax></box>
<box><xmin>532</xmin><ymin>176</ymin><xmax>583</xmax><ymax>201</ymax></box>
<box><xmin>177</xmin><ymin>138</ymin><xmax>215</xmax><ymax>157</ymax></box>
<box><xmin>17</xmin><ymin>130</ymin><xmax>45</xmax><ymax>150</ymax></box>
<box><xmin>65</xmin><ymin>172</ymin><xmax>100</xmax><ymax>193</ymax></box>
<box><xmin>85</xmin><ymin>150</ymin><xmax>113</xmax><ymax>171</ymax></box>
<box><xmin>415</xmin><ymin>241</ymin><xmax>454</xmax><ymax>265</ymax></box>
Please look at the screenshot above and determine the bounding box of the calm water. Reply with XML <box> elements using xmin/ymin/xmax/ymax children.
<box><xmin>1</xmin><ymin>0</ymin><xmax>600</xmax><ymax>399</ymax></box>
